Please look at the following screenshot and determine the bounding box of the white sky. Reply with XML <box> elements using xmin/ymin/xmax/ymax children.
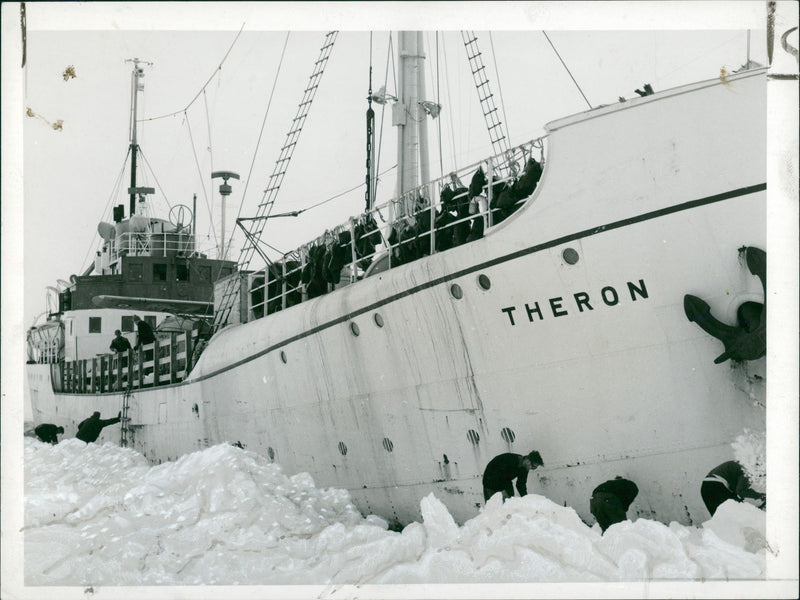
<box><xmin>8</xmin><ymin>2</ymin><xmax>773</xmax><ymax>329</ymax></box>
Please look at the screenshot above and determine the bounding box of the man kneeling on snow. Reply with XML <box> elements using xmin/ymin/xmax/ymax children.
<box><xmin>482</xmin><ymin>451</ymin><xmax>544</xmax><ymax>502</ymax></box>
<box><xmin>701</xmin><ymin>460</ymin><xmax>765</xmax><ymax>516</ymax></box>
<box><xmin>590</xmin><ymin>476</ymin><xmax>639</xmax><ymax>533</ymax></box>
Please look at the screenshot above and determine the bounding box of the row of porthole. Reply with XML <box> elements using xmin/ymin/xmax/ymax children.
<box><xmin>276</xmin><ymin>250</ymin><xmax>580</xmax><ymax>361</ymax></box>
<box><xmin>332</xmin><ymin>427</ymin><xmax>516</xmax><ymax>456</ymax></box>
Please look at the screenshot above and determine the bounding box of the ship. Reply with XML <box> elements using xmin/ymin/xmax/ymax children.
<box><xmin>27</xmin><ymin>30</ymin><xmax>770</xmax><ymax>528</ymax></box>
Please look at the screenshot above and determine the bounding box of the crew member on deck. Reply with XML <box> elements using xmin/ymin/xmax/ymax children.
<box><xmin>482</xmin><ymin>451</ymin><xmax>544</xmax><ymax>502</ymax></box>
<box><xmin>76</xmin><ymin>411</ymin><xmax>122</xmax><ymax>443</ymax></box>
<box><xmin>132</xmin><ymin>316</ymin><xmax>155</xmax><ymax>350</ymax></box>
<box><xmin>34</xmin><ymin>423</ymin><xmax>64</xmax><ymax>444</ymax></box>
<box><xmin>701</xmin><ymin>460</ymin><xmax>765</xmax><ymax>516</ymax></box>
<box><xmin>109</xmin><ymin>330</ymin><xmax>132</xmax><ymax>353</ymax></box>
<box><xmin>590</xmin><ymin>476</ymin><xmax>639</xmax><ymax>533</ymax></box>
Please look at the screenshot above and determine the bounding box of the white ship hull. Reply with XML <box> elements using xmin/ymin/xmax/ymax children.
<box><xmin>29</xmin><ymin>69</ymin><xmax>767</xmax><ymax>526</ymax></box>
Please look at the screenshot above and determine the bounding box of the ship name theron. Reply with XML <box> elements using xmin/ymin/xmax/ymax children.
<box><xmin>501</xmin><ymin>279</ymin><xmax>649</xmax><ymax>326</ymax></box>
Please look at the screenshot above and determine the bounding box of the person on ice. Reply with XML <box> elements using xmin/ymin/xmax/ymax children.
<box><xmin>482</xmin><ymin>451</ymin><xmax>544</xmax><ymax>502</ymax></box>
<box><xmin>75</xmin><ymin>411</ymin><xmax>122</xmax><ymax>443</ymax></box>
<box><xmin>34</xmin><ymin>423</ymin><xmax>64</xmax><ymax>444</ymax></box>
<box><xmin>590</xmin><ymin>476</ymin><xmax>639</xmax><ymax>533</ymax></box>
<box><xmin>701</xmin><ymin>460</ymin><xmax>766</xmax><ymax>516</ymax></box>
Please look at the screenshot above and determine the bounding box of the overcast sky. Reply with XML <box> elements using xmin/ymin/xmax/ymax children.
<box><xmin>2</xmin><ymin>2</ymin><xmax>777</xmax><ymax>330</ymax></box>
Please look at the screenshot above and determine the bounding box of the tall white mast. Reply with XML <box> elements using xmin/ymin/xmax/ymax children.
<box><xmin>392</xmin><ymin>31</ymin><xmax>431</xmax><ymax>219</ymax></box>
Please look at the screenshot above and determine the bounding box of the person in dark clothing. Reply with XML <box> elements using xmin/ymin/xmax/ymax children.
<box><xmin>34</xmin><ymin>423</ymin><xmax>64</xmax><ymax>444</ymax></box>
<box><xmin>76</xmin><ymin>411</ymin><xmax>122</xmax><ymax>443</ymax></box>
<box><xmin>132</xmin><ymin>315</ymin><xmax>155</xmax><ymax>349</ymax></box>
<box><xmin>590</xmin><ymin>476</ymin><xmax>639</xmax><ymax>533</ymax></box>
<box><xmin>109</xmin><ymin>330</ymin><xmax>132</xmax><ymax>353</ymax></box>
<box><xmin>701</xmin><ymin>460</ymin><xmax>765</xmax><ymax>516</ymax></box>
<box><xmin>482</xmin><ymin>451</ymin><xmax>544</xmax><ymax>502</ymax></box>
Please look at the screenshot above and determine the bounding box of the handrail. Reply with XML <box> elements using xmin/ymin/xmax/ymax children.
<box><xmin>53</xmin><ymin>330</ymin><xmax>197</xmax><ymax>394</ymax></box>
<box><xmin>246</xmin><ymin>135</ymin><xmax>546</xmax><ymax>320</ymax></box>
<box><xmin>108</xmin><ymin>231</ymin><xmax>197</xmax><ymax>262</ymax></box>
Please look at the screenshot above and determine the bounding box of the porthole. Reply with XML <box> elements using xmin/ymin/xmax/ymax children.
<box><xmin>477</xmin><ymin>274</ymin><xmax>491</xmax><ymax>290</ymax></box>
<box><xmin>562</xmin><ymin>248</ymin><xmax>579</xmax><ymax>265</ymax></box>
<box><xmin>373</xmin><ymin>313</ymin><xmax>384</xmax><ymax>328</ymax></box>
<box><xmin>338</xmin><ymin>441</ymin><xmax>348</xmax><ymax>455</ymax></box>
<box><xmin>450</xmin><ymin>284</ymin><xmax>463</xmax><ymax>299</ymax></box>
<box><xmin>467</xmin><ymin>429</ymin><xmax>480</xmax><ymax>445</ymax></box>
<box><xmin>280</xmin><ymin>350</ymin><xmax>287</xmax><ymax>363</ymax></box>
<box><xmin>267</xmin><ymin>446</ymin><xmax>275</xmax><ymax>460</ymax></box>
<box><xmin>501</xmin><ymin>427</ymin><xmax>516</xmax><ymax>443</ymax></box>
<box><xmin>382</xmin><ymin>437</ymin><xmax>394</xmax><ymax>452</ymax></box>
<box><xmin>350</xmin><ymin>322</ymin><xmax>360</xmax><ymax>336</ymax></box>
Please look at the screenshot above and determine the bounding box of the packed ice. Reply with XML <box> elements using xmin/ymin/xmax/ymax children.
<box><xmin>24</xmin><ymin>438</ymin><xmax>766</xmax><ymax>586</ymax></box>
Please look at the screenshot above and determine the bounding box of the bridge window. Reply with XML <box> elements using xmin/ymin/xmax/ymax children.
<box><xmin>176</xmin><ymin>264</ymin><xmax>189</xmax><ymax>281</ymax></box>
<box><xmin>89</xmin><ymin>317</ymin><xmax>102</xmax><ymax>334</ymax></box>
<box><xmin>128</xmin><ymin>262</ymin><xmax>143</xmax><ymax>281</ymax></box>
<box><xmin>153</xmin><ymin>263</ymin><xmax>167</xmax><ymax>281</ymax></box>
<box><xmin>121</xmin><ymin>316</ymin><xmax>134</xmax><ymax>332</ymax></box>
<box><xmin>144</xmin><ymin>316</ymin><xmax>157</xmax><ymax>329</ymax></box>
<box><xmin>198</xmin><ymin>266</ymin><xmax>212</xmax><ymax>281</ymax></box>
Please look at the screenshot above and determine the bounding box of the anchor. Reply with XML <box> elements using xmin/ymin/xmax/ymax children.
<box><xmin>684</xmin><ymin>246</ymin><xmax>766</xmax><ymax>364</ymax></box>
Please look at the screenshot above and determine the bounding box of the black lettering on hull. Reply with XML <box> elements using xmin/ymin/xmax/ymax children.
<box><xmin>501</xmin><ymin>278</ymin><xmax>649</xmax><ymax>326</ymax></box>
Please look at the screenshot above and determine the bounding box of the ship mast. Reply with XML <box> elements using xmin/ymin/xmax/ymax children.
<box><xmin>393</xmin><ymin>32</ymin><xmax>432</xmax><ymax>218</ymax></box>
<box><xmin>126</xmin><ymin>58</ymin><xmax>153</xmax><ymax>217</ymax></box>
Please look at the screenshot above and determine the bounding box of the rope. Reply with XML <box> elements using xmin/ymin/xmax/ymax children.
<box><xmin>141</xmin><ymin>23</ymin><xmax>246</xmax><ymax>123</ymax></box>
<box><xmin>489</xmin><ymin>32</ymin><xmax>511</xmax><ymax>143</ymax></box>
<box><xmin>542</xmin><ymin>31</ymin><xmax>592</xmax><ymax>109</ymax></box>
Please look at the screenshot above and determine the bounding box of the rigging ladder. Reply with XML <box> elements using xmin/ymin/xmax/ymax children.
<box><xmin>212</xmin><ymin>31</ymin><xmax>339</xmax><ymax>334</ymax></box>
<box><xmin>461</xmin><ymin>31</ymin><xmax>509</xmax><ymax>157</ymax></box>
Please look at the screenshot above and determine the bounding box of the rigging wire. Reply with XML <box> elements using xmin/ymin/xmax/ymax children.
<box><xmin>488</xmin><ymin>31</ymin><xmax>511</xmax><ymax>144</ymax></box>
<box><xmin>141</xmin><ymin>23</ymin><xmax>246</xmax><ymax>123</ymax></box>
<box><xmin>440</xmin><ymin>33</ymin><xmax>458</xmax><ymax>170</ymax></box>
<box><xmin>137</xmin><ymin>148</ymin><xmax>174</xmax><ymax>214</ymax></box>
<box><xmin>542</xmin><ymin>31</ymin><xmax>592</xmax><ymax>109</ymax></box>
<box><xmin>203</xmin><ymin>89</ymin><xmax>215</xmax><ymax>178</ymax></box>
<box><xmin>78</xmin><ymin>149</ymin><xmax>130</xmax><ymax>273</ymax></box>
<box><xmin>373</xmin><ymin>33</ymin><xmax>393</xmax><ymax>204</ymax></box>
<box><xmin>435</xmin><ymin>31</ymin><xmax>444</xmax><ymax>181</ymax></box>
<box><xmin>230</xmin><ymin>31</ymin><xmax>292</xmax><ymax>250</ymax></box>
<box><xmin>297</xmin><ymin>164</ymin><xmax>397</xmax><ymax>214</ymax></box>
<box><xmin>185</xmin><ymin>113</ymin><xmax>218</xmax><ymax>250</ymax></box>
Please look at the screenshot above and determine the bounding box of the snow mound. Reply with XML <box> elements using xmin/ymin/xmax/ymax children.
<box><xmin>24</xmin><ymin>439</ymin><xmax>766</xmax><ymax>585</ymax></box>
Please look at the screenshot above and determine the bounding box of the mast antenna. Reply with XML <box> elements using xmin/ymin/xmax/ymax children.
<box><xmin>125</xmin><ymin>58</ymin><xmax>153</xmax><ymax>217</ymax></box>
<box><xmin>211</xmin><ymin>171</ymin><xmax>240</xmax><ymax>260</ymax></box>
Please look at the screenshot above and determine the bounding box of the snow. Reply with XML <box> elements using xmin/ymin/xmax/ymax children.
<box><xmin>733</xmin><ymin>429</ymin><xmax>766</xmax><ymax>495</ymax></box>
<box><xmin>24</xmin><ymin>438</ymin><xmax>769</xmax><ymax>588</ymax></box>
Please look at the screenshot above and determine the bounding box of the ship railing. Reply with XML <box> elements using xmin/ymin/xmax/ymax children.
<box><xmin>109</xmin><ymin>231</ymin><xmax>197</xmax><ymax>261</ymax></box>
<box><xmin>247</xmin><ymin>136</ymin><xmax>545</xmax><ymax>320</ymax></box>
<box><xmin>53</xmin><ymin>330</ymin><xmax>197</xmax><ymax>393</ymax></box>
